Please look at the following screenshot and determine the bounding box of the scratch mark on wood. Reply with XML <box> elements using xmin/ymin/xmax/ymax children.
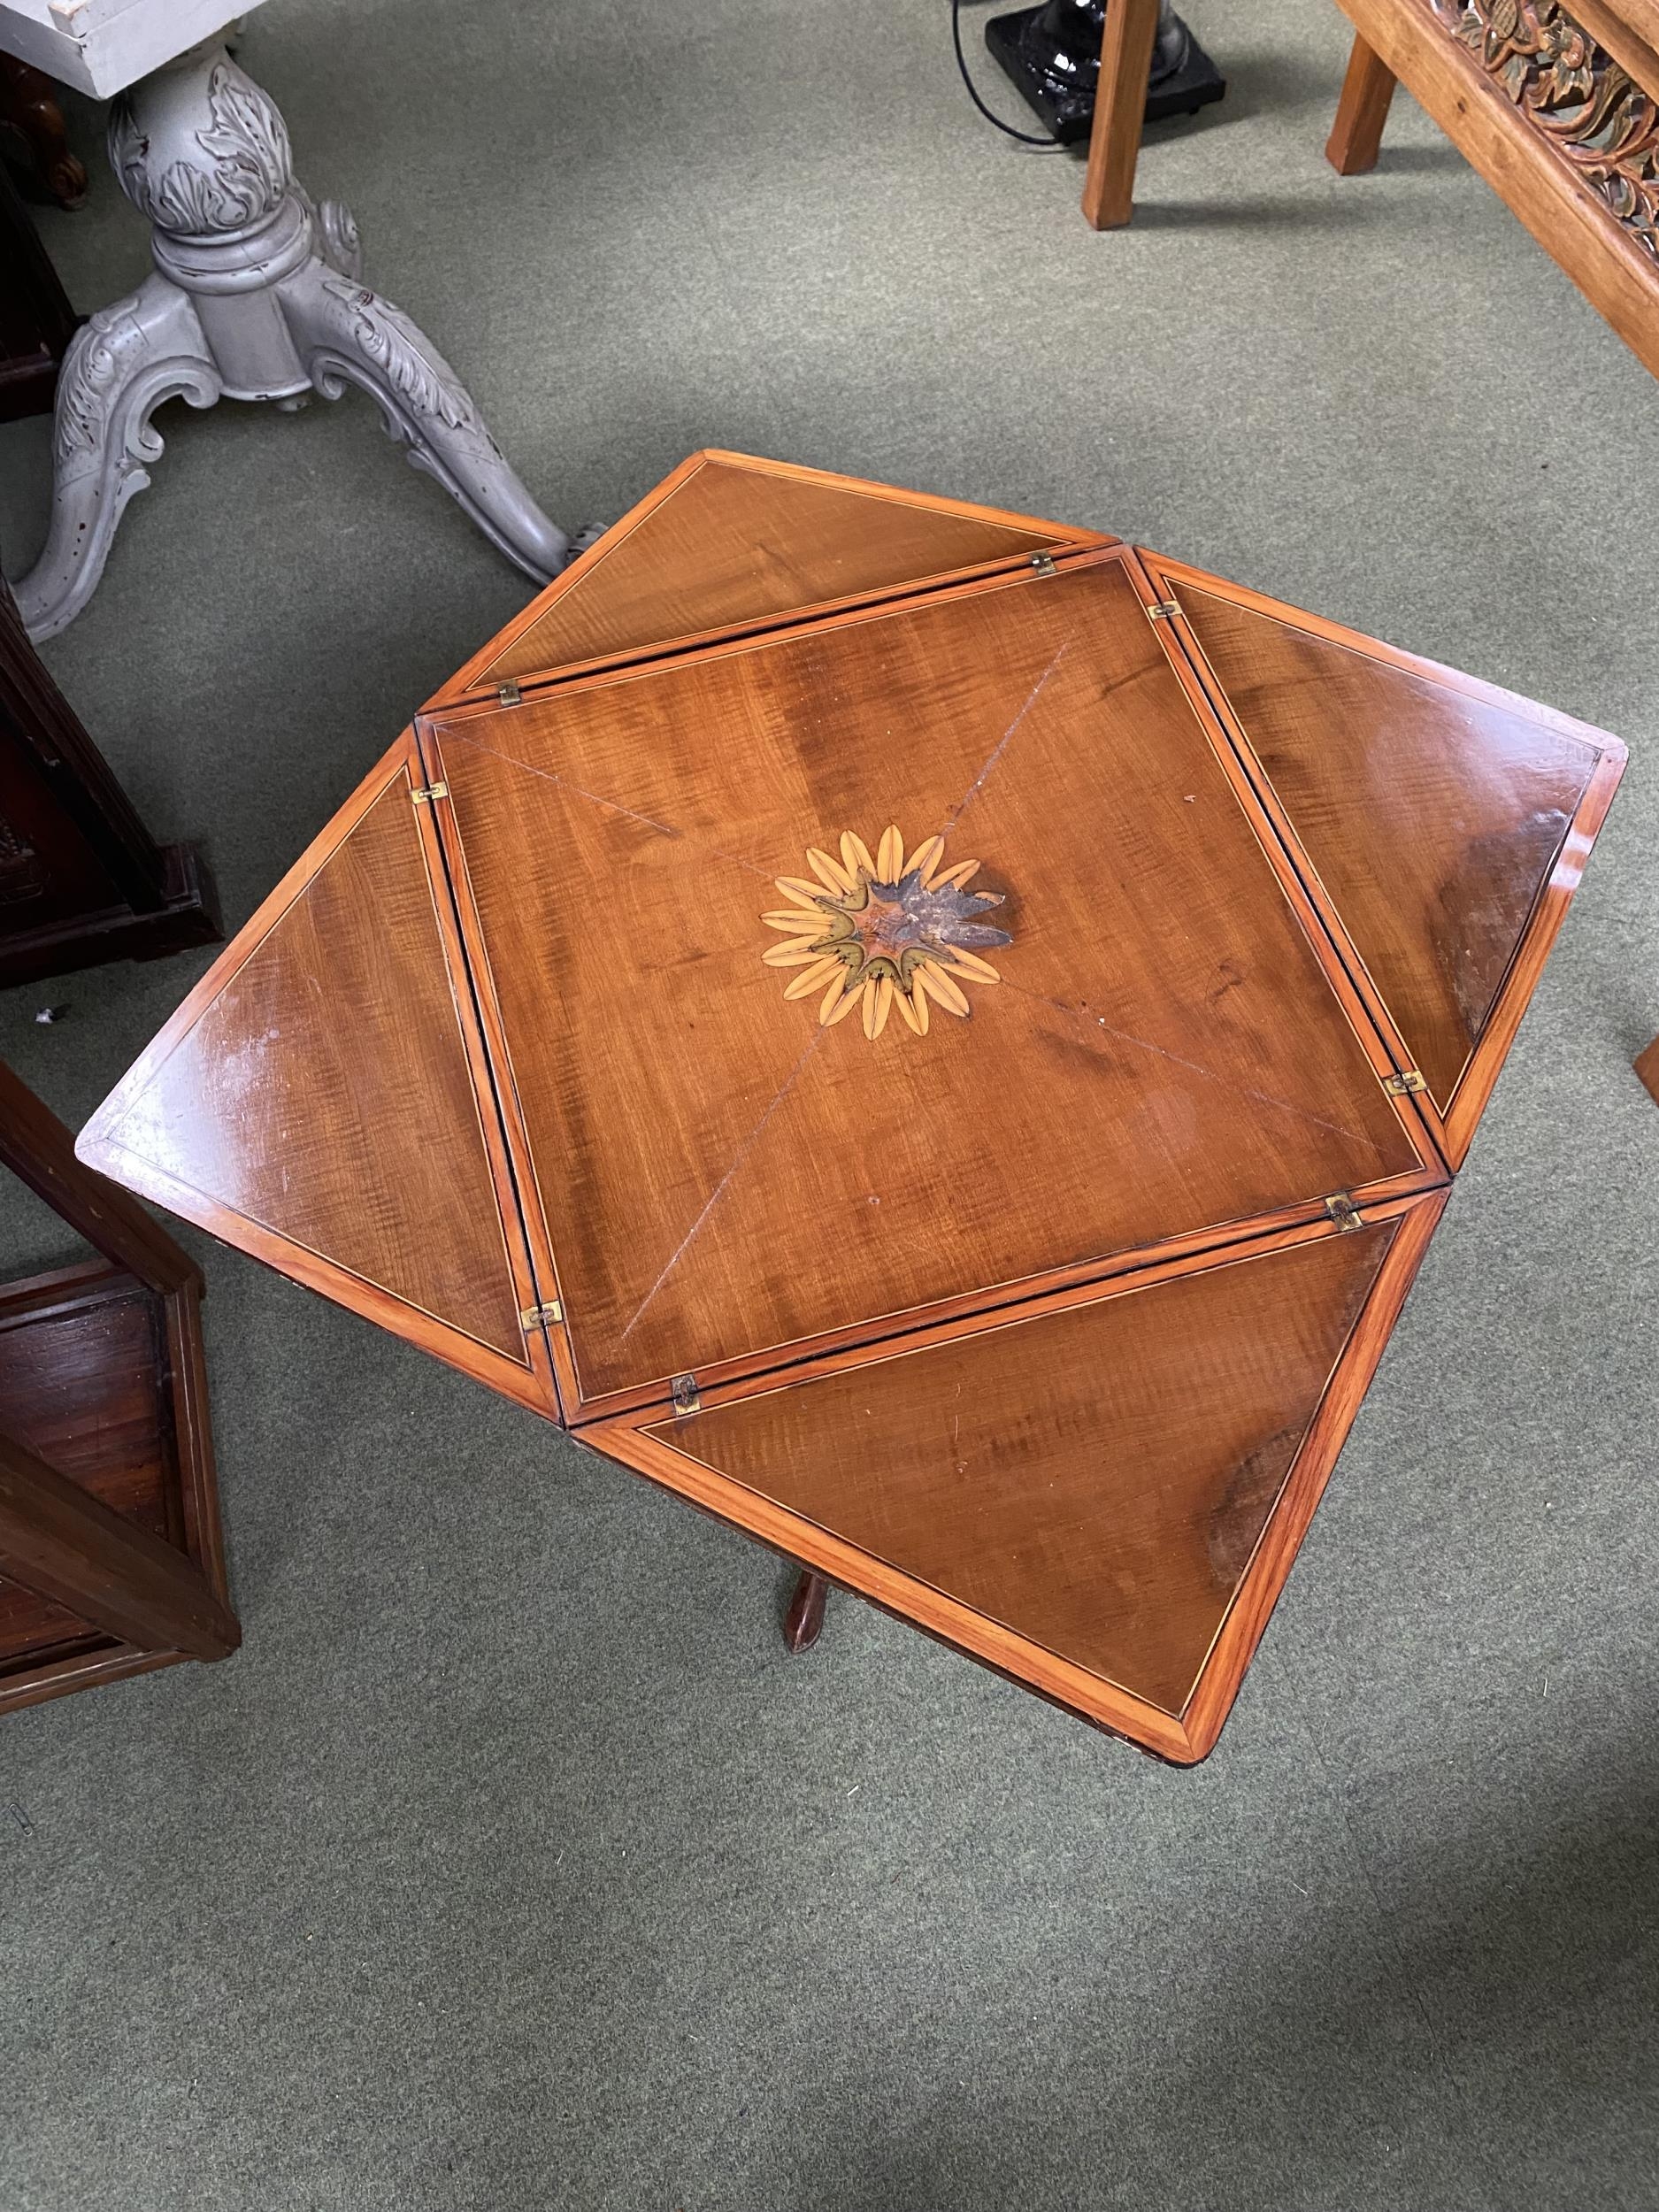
<box><xmin>618</xmin><ymin>1029</ymin><xmax>827</xmax><ymax>1340</ymax></box>
<box><xmin>1001</xmin><ymin>978</ymin><xmax>1394</xmax><ymax>1161</ymax></box>
<box><xmin>947</xmin><ymin>643</ymin><xmax>1071</xmax><ymax>829</ymax></box>
<box><xmin>445</xmin><ymin>730</ymin><xmax>774</xmax><ymax>881</ymax></box>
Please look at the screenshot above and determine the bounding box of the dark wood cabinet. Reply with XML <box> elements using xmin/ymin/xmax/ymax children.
<box><xmin>0</xmin><ymin>154</ymin><xmax>77</xmax><ymax>423</ymax></box>
<box><xmin>0</xmin><ymin>1059</ymin><xmax>237</xmax><ymax>1713</ymax></box>
<box><xmin>0</xmin><ymin>572</ymin><xmax>220</xmax><ymax>983</ymax></box>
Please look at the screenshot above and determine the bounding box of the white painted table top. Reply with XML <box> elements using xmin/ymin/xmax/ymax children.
<box><xmin>0</xmin><ymin>0</ymin><xmax>264</xmax><ymax>97</ymax></box>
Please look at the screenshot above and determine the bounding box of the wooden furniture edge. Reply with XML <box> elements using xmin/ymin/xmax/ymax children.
<box><xmin>1439</xmin><ymin>741</ymin><xmax>1626</xmax><ymax>1160</ymax></box>
<box><xmin>1138</xmin><ymin>551</ymin><xmax>1627</xmax><ymax>1162</ymax></box>
<box><xmin>73</xmin><ymin>735</ymin><xmax>558</xmax><ymax>1420</ymax></box>
<box><xmin>427</xmin><ymin>450</ymin><xmax>1114</xmax><ymax>707</ymax></box>
<box><xmin>583</xmin><ymin>1190</ymin><xmax>1446</xmax><ymax>1760</ymax></box>
<box><xmin>1122</xmin><ymin>551</ymin><xmax>1447</xmax><ymax>1176</ymax></box>
<box><xmin>557</xmin><ymin>1168</ymin><xmax>1448</xmax><ymax>1425</ymax></box>
<box><xmin>1179</xmin><ymin>1187</ymin><xmax>1448</xmax><ymax>1755</ymax></box>
<box><xmin>0</xmin><ymin>1423</ymin><xmax>241</xmax><ymax>1661</ymax></box>
<box><xmin>1327</xmin><ymin>33</ymin><xmax>1400</xmax><ymax>173</ymax></box>
<box><xmin>1331</xmin><ymin>0</ymin><xmax>1659</xmax><ymax>379</ymax></box>
<box><xmin>0</xmin><ymin>1639</ymin><xmax>188</xmax><ymax>1716</ymax></box>
<box><xmin>1570</xmin><ymin>0</ymin><xmax>1659</xmax><ymax>90</ymax></box>
<box><xmin>1141</xmin><ymin>550</ymin><xmax>1630</xmax><ymax>755</ymax></box>
<box><xmin>1081</xmin><ymin>0</ymin><xmax>1159</xmax><ymax>228</ymax></box>
<box><xmin>415</xmin><ymin>726</ymin><xmax>583</xmax><ymax>1422</ymax></box>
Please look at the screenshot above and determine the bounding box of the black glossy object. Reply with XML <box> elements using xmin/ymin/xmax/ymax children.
<box><xmin>986</xmin><ymin>0</ymin><xmax>1226</xmax><ymax>144</ymax></box>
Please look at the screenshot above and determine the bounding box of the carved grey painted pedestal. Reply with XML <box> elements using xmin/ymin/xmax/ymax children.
<box><xmin>16</xmin><ymin>40</ymin><xmax>582</xmax><ymax>641</ymax></box>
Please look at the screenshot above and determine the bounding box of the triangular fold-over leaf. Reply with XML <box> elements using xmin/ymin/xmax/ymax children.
<box><xmin>476</xmin><ymin>451</ymin><xmax>1101</xmax><ymax>685</ymax></box>
<box><xmin>77</xmin><ymin>753</ymin><xmax>537</xmax><ymax>1394</ymax></box>
<box><xmin>1171</xmin><ymin>581</ymin><xmax>1600</xmax><ymax>1112</ymax></box>
<box><xmin>603</xmin><ymin>1218</ymin><xmax>1401</xmax><ymax>1735</ymax></box>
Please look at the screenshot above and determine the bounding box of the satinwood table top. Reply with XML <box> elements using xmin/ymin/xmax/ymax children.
<box><xmin>78</xmin><ymin>452</ymin><xmax>1625</xmax><ymax>1760</ymax></box>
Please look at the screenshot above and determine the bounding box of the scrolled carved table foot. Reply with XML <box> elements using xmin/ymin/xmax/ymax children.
<box><xmin>14</xmin><ymin>37</ymin><xmax>579</xmax><ymax>642</ymax></box>
<box><xmin>783</xmin><ymin>1568</ymin><xmax>830</xmax><ymax>1654</ymax></box>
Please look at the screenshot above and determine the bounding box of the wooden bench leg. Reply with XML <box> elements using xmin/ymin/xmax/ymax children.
<box><xmin>1636</xmin><ymin>1035</ymin><xmax>1659</xmax><ymax>1105</ymax></box>
<box><xmin>783</xmin><ymin>1568</ymin><xmax>829</xmax><ymax>1654</ymax></box>
<box><xmin>1081</xmin><ymin>0</ymin><xmax>1161</xmax><ymax>230</ymax></box>
<box><xmin>1325</xmin><ymin>35</ymin><xmax>1397</xmax><ymax>175</ymax></box>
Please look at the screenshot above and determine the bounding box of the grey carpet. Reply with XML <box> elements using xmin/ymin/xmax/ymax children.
<box><xmin>2</xmin><ymin>1</ymin><xmax>1657</xmax><ymax>2207</ymax></box>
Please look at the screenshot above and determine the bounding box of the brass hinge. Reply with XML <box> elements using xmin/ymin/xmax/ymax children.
<box><xmin>519</xmin><ymin>1300</ymin><xmax>563</xmax><ymax>1329</ymax></box>
<box><xmin>1146</xmin><ymin>599</ymin><xmax>1180</xmax><ymax>623</ymax></box>
<box><xmin>1382</xmin><ymin>1069</ymin><xmax>1428</xmax><ymax>1096</ymax></box>
<box><xmin>1030</xmin><ymin>553</ymin><xmax>1057</xmax><ymax>578</ymax></box>
<box><xmin>1325</xmin><ymin>1193</ymin><xmax>1363</xmax><ymax>1233</ymax></box>
<box><xmin>498</xmin><ymin>680</ymin><xmax>522</xmax><ymax>706</ymax></box>
<box><xmin>671</xmin><ymin>1373</ymin><xmax>701</xmax><ymax>1417</ymax></box>
<box><xmin>410</xmin><ymin>781</ymin><xmax>449</xmax><ymax>804</ymax></box>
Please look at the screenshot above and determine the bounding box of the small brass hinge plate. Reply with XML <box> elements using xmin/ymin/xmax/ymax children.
<box><xmin>1147</xmin><ymin>599</ymin><xmax>1180</xmax><ymax>622</ymax></box>
<box><xmin>671</xmin><ymin>1372</ymin><xmax>701</xmax><ymax>1416</ymax></box>
<box><xmin>1325</xmin><ymin>1194</ymin><xmax>1363</xmax><ymax>1233</ymax></box>
<box><xmin>498</xmin><ymin>680</ymin><xmax>522</xmax><ymax>706</ymax></box>
<box><xmin>411</xmin><ymin>781</ymin><xmax>449</xmax><ymax>805</ymax></box>
<box><xmin>1030</xmin><ymin>553</ymin><xmax>1057</xmax><ymax>577</ymax></box>
<box><xmin>1383</xmin><ymin>1069</ymin><xmax>1428</xmax><ymax>1096</ymax></box>
<box><xmin>519</xmin><ymin>1300</ymin><xmax>563</xmax><ymax>1328</ymax></box>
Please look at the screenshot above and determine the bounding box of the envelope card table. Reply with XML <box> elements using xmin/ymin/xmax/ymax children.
<box><xmin>76</xmin><ymin>452</ymin><xmax>1625</xmax><ymax>1762</ymax></box>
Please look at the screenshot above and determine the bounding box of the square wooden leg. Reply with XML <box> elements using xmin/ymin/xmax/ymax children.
<box><xmin>1081</xmin><ymin>0</ymin><xmax>1161</xmax><ymax>230</ymax></box>
<box><xmin>1326</xmin><ymin>34</ymin><xmax>1398</xmax><ymax>175</ymax></box>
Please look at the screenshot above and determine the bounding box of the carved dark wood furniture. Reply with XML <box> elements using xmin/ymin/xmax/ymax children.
<box><xmin>0</xmin><ymin>52</ymin><xmax>88</xmax><ymax>209</ymax></box>
<box><xmin>0</xmin><ymin>1058</ymin><xmax>237</xmax><ymax>1713</ymax></box>
<box><xmin>1326</xmin><ymin>0</ymin><xmax>1659</xmax><ymax>380</ymax></box>
<box><xmin>0</xmin><ymin>154</ymin><xmax>76</xmax><ymax>421</ymax></box>
<box><xmin>0</xmin><ymin>572</ymin><xmax>220</xmax><ymax>980</ymax></box>
<box><xmin>76</xmin><ymin>453</ymin><xmax>1624</xmax><ymax>1761</ymax></box>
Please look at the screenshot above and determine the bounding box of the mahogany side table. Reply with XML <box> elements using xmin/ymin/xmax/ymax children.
<box><xmin>76</xmin><ymin>452</ymin><xmax>1625</xmax><ymax>1762</ymax></box>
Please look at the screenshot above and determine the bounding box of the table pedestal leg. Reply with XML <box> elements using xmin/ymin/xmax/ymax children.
<box><xmin>784</xmin><ymin>1567</ymin><xmax>829</xmax><ymax>1654</ymax></box>
<box><xmin>13</xmin><ymin>39</ymin><xmax>581</xmax><ymax>641</ymax></box>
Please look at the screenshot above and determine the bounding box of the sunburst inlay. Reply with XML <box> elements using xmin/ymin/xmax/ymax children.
<box><xmin>761</xmin><ymin>826</ymin><xmax>1013</xmax><ymax>1040</ymax></box>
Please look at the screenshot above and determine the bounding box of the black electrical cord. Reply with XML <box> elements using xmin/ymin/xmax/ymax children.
<box><xmin>950</xmin><ymin>0</ymin><xmax>1064</xmax><ymax>147</ymax></box>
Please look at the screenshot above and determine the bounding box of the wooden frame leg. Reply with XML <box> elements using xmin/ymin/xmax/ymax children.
<box><xmin>1635</xmin><ymin>1035</ymin><xmax>1659</xmax><ymax>1105</ymax></box>
<box><xmin>784</xmin><ymin>1568</ymin><xmax>829</xmax><ymax>1654</ymax></box>
<box><xmin>1081</xmin><ymin>0</ymin><xmax>1161</xmax><ymax>231</ymax></box>
<box><xmin>1325</xmin><ymin>35</ymin><xmax>1398</xmax><ymax>176</ymax></box>
<box><xmin>0</xmin><ymin>1429</ymin><xmax>241</xmax><ymax>1660</ymax></box>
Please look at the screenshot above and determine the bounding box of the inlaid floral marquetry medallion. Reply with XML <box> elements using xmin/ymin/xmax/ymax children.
<box><xmin>761</xmin><ymin>826</ymin><xmax>1012</xmax><ymax>1039</ymax></box>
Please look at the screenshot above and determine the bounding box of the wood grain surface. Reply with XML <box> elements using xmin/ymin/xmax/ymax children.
<box><xmin>0</xmin><ymin>1263</ymin><xmax>173</xmax><ymax>1668</ymax></box>
<box><xmin>589</xmin><ymin>1190</ymin><xmax>1447</xmax><ymax>1757</ymax></box>
<box><xmin>77</xmin><ymin>744</ymin><xmax>551</xmax><ymax>1408</ymax></box>
<box><xmin>454</xmin><ymin>451</ymin><xmax>1110</xmax><ymax>695</ymax></box>
<box><xmin>1148</xmin><ymin>561</ymin><xmax>1621</xmax><ymax>1136</ymax></box>
<box><xmin>424</xmin><ymin>550</ymin><xmax>1427</xmax><ymax>1412</ymax></box>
